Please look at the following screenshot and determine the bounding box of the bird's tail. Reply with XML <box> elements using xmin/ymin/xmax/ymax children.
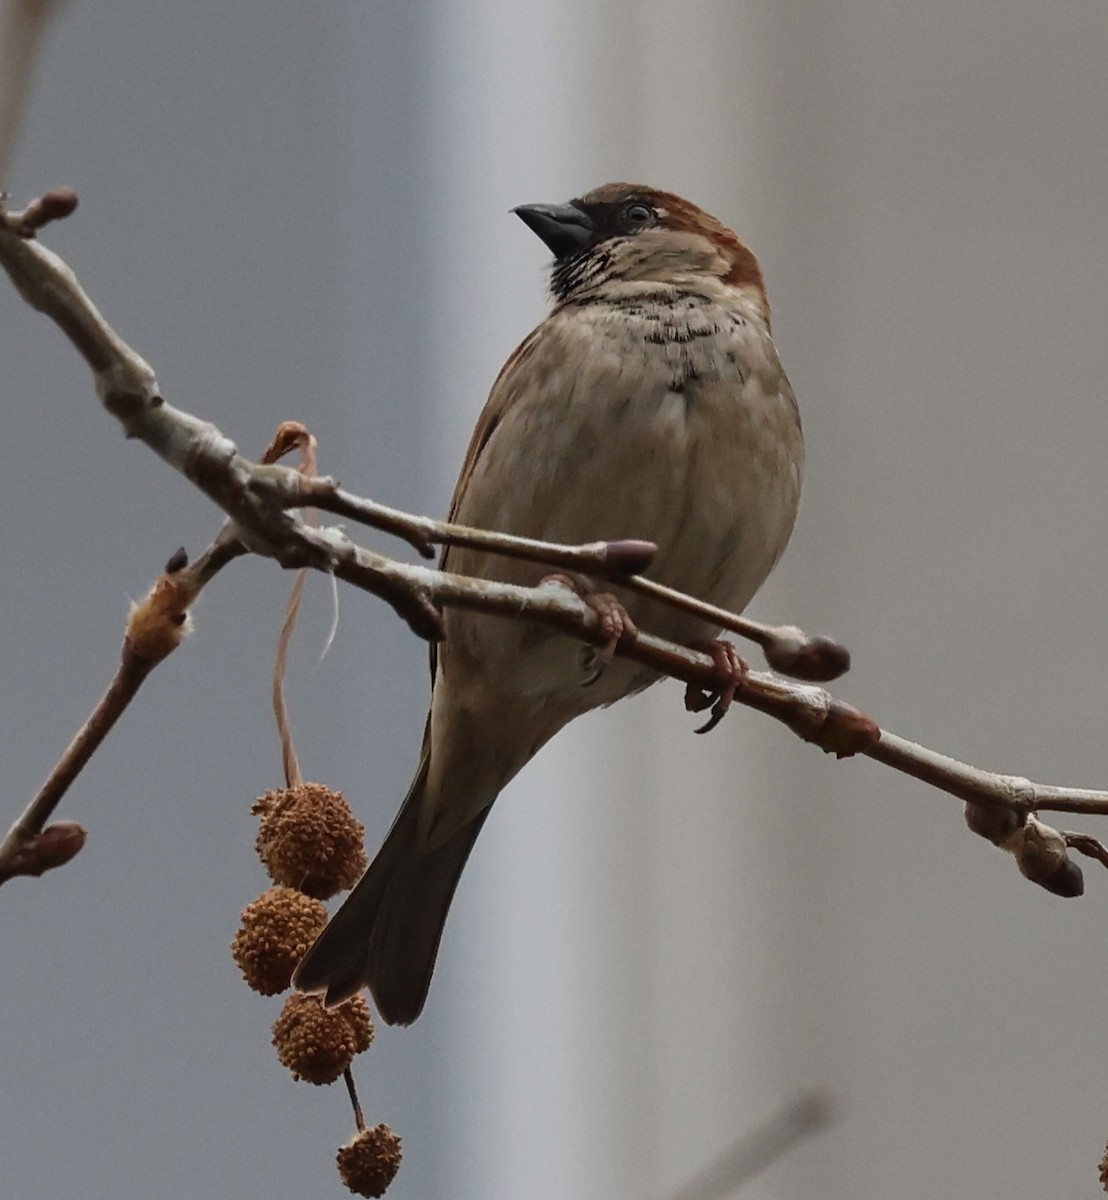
<box><xmin>292</xmin><ymin>755</ymin><xmax>491</xmax><ymax>1025</ymax></box>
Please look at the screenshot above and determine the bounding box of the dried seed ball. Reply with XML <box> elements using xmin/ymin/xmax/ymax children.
<box><xmin>272</xmin><ymin>992</ymin><xmax>374</xmax><ymax>1085</ymax></box>
<box><xmin>253</xmin><ymin>783</ymin><xmax>367</xmax><ymax>899</ymax></box>
<box><xmin>341</xmin><ymin>994</ymin><xmax>376</xmax><ymax>1056</ymax></box>
<box><xmin>337</xmin><ymin>1124</ymin><xmax>402</xmax><ymax>1197</ymax></box>
<box><xmin>232</xmin><ymin>886</ymin><xmax>327</xmax><ymax>996</ymax></box>
<box><xmin>1099</xmin><ymin>1138</ymin><xmax>1108</xmax><ymax>1193</ymax></box>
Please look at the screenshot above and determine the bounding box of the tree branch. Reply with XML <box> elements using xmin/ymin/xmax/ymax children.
<box><xmin>2</xmin><ymin>187</ymin><xmax>1107</xmax><ymax>898</ymax></box>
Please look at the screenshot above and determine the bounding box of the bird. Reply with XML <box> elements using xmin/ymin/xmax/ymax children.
<box><xmin>293</xmin><ymin>183</ymin><xmax>804</xmax><ymax>1024</ymax></box>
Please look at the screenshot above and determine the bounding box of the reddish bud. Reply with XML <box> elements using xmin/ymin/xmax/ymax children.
<box><xmin>1038</xmin><ymin>859</ymin><xmax>1084</xmax><ymax>898</ymax></box>
<box><xmin>16</xmin><ymin>187</ymin><xmax>79</xmax><ymax>237</ymax></box>
<box><xmin>31</xmin><ymin>823</ymin><xmax>87</xmax><ymax>872</ymax></box>
<box><xmin>602</xmin><ymin>540</ymin><xmax>657</xmax><ymax>574</ymax></box>
<box><xmin>766</xmin><ymin>634</ymin><xmax>851</xmax><ymax>682</ymax></box>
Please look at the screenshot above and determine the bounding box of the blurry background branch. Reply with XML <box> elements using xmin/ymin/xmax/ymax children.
<box><xmin>0</xmin><ymin>0</ymin><xmax>64</xmax><ymax>182</ymax></box>
<box><xmin>665</xmin><ymin>1091</ymin><xmax>835</xmax><ymax>1200</ymax></box>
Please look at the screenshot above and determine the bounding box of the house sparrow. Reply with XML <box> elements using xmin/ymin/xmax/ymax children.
<box><xmin>293</xmin><ymin>183</ymin><xmax>804</xmax><ymax>1024</ymax></box>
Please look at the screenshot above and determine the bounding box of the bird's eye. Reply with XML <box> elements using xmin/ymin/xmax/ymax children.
<box><xmin>624</xmin><ymin>202</ymin><xmax>653</xmax><ymax>225</ymax></box>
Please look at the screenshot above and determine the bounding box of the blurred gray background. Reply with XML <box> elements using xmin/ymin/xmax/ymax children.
<box><xmin>2</xmin><ymin>2</ymin><xmax>1108</xmax><ymax>1197</ymax></box>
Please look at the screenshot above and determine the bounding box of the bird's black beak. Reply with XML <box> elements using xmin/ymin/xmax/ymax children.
<box><xmin>513</xmin><ymin>202</ymin><xmax>595</xmax><ymax>259</ymax></box>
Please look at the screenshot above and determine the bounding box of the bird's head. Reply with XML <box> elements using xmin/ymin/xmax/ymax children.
<box><xmin>514</xmin><ymin>182</ymin><xmax>767</xmax><ymax>321</ymax></box>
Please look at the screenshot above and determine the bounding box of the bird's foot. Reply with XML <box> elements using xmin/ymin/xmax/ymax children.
<box><xmin>684</xmin><ymin>639</ymin><xmax>748</xmax><ymax>734</ymax></box>
<box><xmin>540</xmin><ymin>574</ymin><xmax>638</xmax><ymax>684</ymax></box>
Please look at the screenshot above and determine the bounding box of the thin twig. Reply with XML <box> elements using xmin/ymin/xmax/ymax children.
<box><xmin>623</xmin><ymin>574</ymin><xmax>849</xmax><ymax>682</ymax></box>
<box><xmin>343</xmin><ymin>1066</ymin><xmax>366</xmax><ymax>1135</ymax></box>
<box><xmin>0</xmin><ymin>647</ymin><xmax>157</xmax><ymax>883</ymax></box>
<box><xmin>868</xmin><ymin>731</ymin><xmax>1108</xmax><ymax>816</ymax></box>
<box><xmin>298</xmin><ymin>475</ymin><xmax>657</xmax><ymax>573</ymax></box>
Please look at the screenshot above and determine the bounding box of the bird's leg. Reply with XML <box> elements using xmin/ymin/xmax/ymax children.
<box><xmin>684</xmin><ymin>639</ymin><xmax>748</xmax><ymax>734</ymax></box>
<box><xmin>540</xmin><ymin>574</ymin><xmax>639</xmax><ymax>684</ymax></box>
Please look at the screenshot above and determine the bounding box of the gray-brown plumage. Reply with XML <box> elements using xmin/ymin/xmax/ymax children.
<box><xmin>292</xmin><ymin>184</ymin><xmax>804</xmax><ymax>1024</ymax></box>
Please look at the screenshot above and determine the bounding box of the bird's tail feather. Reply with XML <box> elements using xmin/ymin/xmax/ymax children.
<box><xmin>292</xmin><ymin>755</ymin><xmax>491</xmax><ymax>1026</ymax></box>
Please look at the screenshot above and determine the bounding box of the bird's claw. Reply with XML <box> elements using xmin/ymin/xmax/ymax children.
<box><xmin>685</xmin><ymin>639</ymin><xmax>748</xmax><ymax>733</ymax></box>
<box><xmin>541</xmin><ymin>574</ymin><xmax>638</xmax><ymax>684</ymax></box>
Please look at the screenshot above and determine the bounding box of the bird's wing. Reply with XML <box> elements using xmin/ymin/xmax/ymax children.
<box><xmin>429</xmin><ymin>321</ymin><xmax>551</xmax><ymax>684</ymax></box>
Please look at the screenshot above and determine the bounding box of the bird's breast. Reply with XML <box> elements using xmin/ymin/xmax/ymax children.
<box><xmin>441</xmin><ymin>291</ymin><xmax>803</xmax><ymax>696</ymax></box>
